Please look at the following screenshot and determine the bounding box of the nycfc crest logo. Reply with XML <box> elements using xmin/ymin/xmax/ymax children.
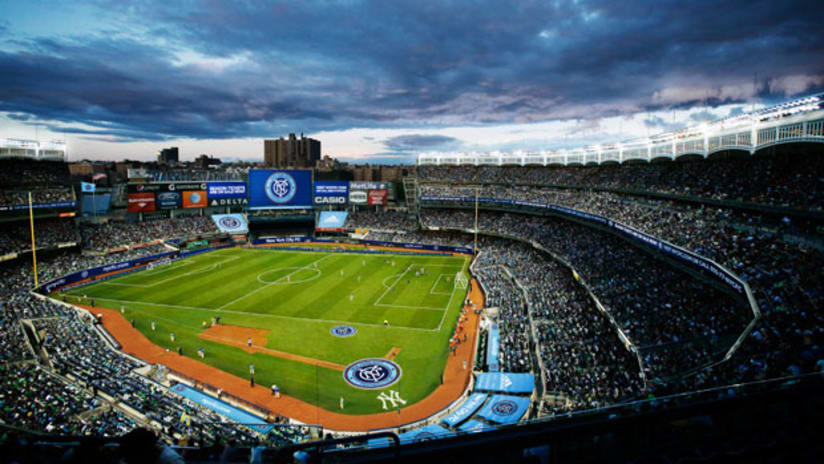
<box><xmin>265</xmin><ymin>172</ymin><xmax>297</xmax><ymax>204</ymax></box>
<box><xmin>81</xmin><ymin>271</ymin><xmax>89</xmax><ymax>278</ymax></box>
<box><xmin>343</xmin><ymin>358</ymin><xmax>402</xmax><ymax>389</ymax></box>
<box><xmin>492</xmin><ymin>400</ymin><xmax>517</xmax><ymax>416</ymax></box>
<box><xmin>330</xmin><ymin>325</ymin><xmax>357</xmax><ymax>337</ymax></box>
<box><xmin>218</xmin><ymin>216</ymin><xmax>241</xmax><ymax>230</ymax></box>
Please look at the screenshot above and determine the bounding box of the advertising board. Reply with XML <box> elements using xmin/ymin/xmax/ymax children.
<box><xmin>182</xmin><ymin>190</ymin><xmax>207</xmax><ymax>208</ymax></box>
<box><xmin>127</xmin><ymin>192</ymin><xmax>155</xmax><ymax>212</ymax></box>
<box><xmin>313</xmin><ymin>181</ymin><xmax>349</xmax><ymax>205</ymax></box>
<box><xmin>367</xmin><ymin>189</ymin><xmax>387</xmax><ymax>205</ymax></box>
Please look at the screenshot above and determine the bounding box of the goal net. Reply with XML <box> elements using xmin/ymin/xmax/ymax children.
<box><xmin>455</xmin><ymin>271</ymin><xmax>468</xmax><ymax>289</ymax></box>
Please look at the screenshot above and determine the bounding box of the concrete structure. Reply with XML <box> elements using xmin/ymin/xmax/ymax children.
<box><xmin>0</xmin><ymin>138</ymin><xmax>66</xmax><ymax>161</ymax></box>
<box><xmin>418</xmin><ymin>93</ymin><xmax>824</xmax><ymax>166</ymax></box>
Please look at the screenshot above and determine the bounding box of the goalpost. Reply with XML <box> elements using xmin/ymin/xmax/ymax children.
<box><xmin>455</xmin><ymin>271</ymin><xmax>468</xmax><ymax>290</ymax></box>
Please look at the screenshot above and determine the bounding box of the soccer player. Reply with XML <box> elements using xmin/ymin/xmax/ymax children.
<box><xmin>383</xmin><ymin>320</ymin><xmax>390</xmax><ymax>327</ymax></box>
<box><xmin>349</xmin><ymin>294</ymin><xmax>354</xmax><ymax>301</ymax></box>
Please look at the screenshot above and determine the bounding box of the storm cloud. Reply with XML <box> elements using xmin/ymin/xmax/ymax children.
<box><xmin>1</xmin><ymin>0</ymin><xmax>822</xmax><ymax>145</ymax></box>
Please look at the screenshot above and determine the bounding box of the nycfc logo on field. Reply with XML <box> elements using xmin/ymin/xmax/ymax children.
<box><xmin>343</xmin><ymin>358</ymin><xmax>402</xmax><ymax>389</ymax></box>
<box><xmin>265</xmin><ymin>172</ymin><xmax>297</xmax><ymax>204</ymax></box>
<box><xmin>218</xmin><ymin>216</ymin><xmax>242</xmax><ymax>230</ymax></box>
<box><xmin>492</xmin><ymin>400</ymin><xmax>517</xmax><ymax>416</ymax></box>
<box><xmin>330</xmin><ymin>325</ymin><xmax>357</xmax><ymax>337</ymax></box>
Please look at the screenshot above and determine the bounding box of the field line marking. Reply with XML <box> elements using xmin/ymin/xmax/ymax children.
<box><xmin>434</xmin><ymin>256</ymin><xmax>470</xmax><ymax>332</ymax></box>
<box><xmin>373</xmin><ymin>303</ymin><xmax>446</xmax><ymax>311</ymax></box>
<box><xmin>113</xmin><ymin>256</ymin><xmax>240</xmax><ymax>288</ymax></box>
<box><xmin>87</xmin><ymin>296</ymin><xmax>439</xmax><ymax>332</ymax></box>
<box><xmin>429</xmin><ymin>274</ymin><xmax>453</xmax><ymax>295</ymax></box>
<box><xmin>373</xmin><ymin>264</ymin><xmax>413</xmax><ymax>306</ymax></box>
<box><xmin>217</xmin><ymin>253</ymin><xmax>334</xmax><ymax>310</ymax></box>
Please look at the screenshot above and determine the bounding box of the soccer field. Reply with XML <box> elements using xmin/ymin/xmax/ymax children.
<box><xmin>62</xmin><ymin>247</ymin><xmax>470</xmax><ymax>415</ymax></box>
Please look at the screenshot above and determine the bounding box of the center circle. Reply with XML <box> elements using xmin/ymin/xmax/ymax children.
<box><xmin>258</xmin><ymin>267</ymin><xmax>321</xmax><ymax>284</ymax></box>
<box><xmin>343</xmin><ymin>358</ymin><xmax>402</xmax><ymax>390</ymax></box>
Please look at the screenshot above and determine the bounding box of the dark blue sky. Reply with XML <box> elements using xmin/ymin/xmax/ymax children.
<box><xmin>0</xmin><ymin>0</ymin><xmax>822</xmax><ymax>162</ymax></box>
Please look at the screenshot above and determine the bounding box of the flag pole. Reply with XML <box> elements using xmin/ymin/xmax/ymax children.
<box><xmin>28</xmin><ymin>191</ymin><xmax>39</xmax><ymax>288</ymax></box>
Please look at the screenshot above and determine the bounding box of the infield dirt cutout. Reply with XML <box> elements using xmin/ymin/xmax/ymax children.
<box><xmin>198</xmin><ymin>324</ymin><xmax>346</xmax><ymax>371</ymax></box>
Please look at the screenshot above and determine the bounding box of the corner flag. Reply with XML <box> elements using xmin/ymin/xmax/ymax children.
<box><xmin>81</xmin><ymin>182</ymin><xmax>96</xmax><ymax>193</ymax></box>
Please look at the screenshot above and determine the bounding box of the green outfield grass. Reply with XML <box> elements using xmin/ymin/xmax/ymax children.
<box><xmin>61</xmin><ymin>247</ymin><xmax>469</xmax><ymax>415</ymax></box>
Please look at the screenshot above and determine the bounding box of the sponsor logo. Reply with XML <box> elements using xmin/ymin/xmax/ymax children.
<box><xmin>182</xmin><ymin>190</ymin><xmax>207</xmax><ymax>208</ymax></box>
<box><xmin>81</xmin><ymin>271</ymin><xmax>89</xmax><ymax>278</ymax></box>
<box><xmin>330</xmin><ymin>325</ymin><xmax>357</xmax><ymax>337</ymax></box>
<box><xmin>314</xmin><ymin>196</ymin><xmax>346</xmax><ymax>204</ymax></box>
<box><xmin>349</xmin><ymin>191</ymin><xmax>368</xmax><ymax>203</ymax></box>
<box><xmin>218</xmin><ymin>216</ymin><xmax>242</xmax><ymax>230</ymax></box>
<box><xmin>264</xmin><ymin>172</ymin><xmax>297</xmax><ymax>204</ymax></box>
<box><xmin>491</xmin><ymin>400</ymin><xmax>517</xmax><ymax>416</ymax></box>
<box><xmin>343</xmin><ymin>358</ymin><xmax>402</xmax><ymax>389</ymax></box>
<box><xmin>210</xmin><ymin>198</ymin><xmax>248</xmax><ymax>207</ymax></box>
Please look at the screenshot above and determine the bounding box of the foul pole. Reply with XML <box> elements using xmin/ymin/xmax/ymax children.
<box><xmin>28</xmin><ymin>191</ymin><xmax>39</xmax><ymax>287</ymax></box>
<box><xmin>474</xmin><ymin>186</ymin><xmax>479</xmax><ymax>252</ymax></box>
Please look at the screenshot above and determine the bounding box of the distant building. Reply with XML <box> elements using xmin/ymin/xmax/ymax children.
<box><xmin>263</xmin><ymin>133</ymin><xmax>321</xmax><ymax>168</ymax></box>
<box><xmin>195</xmin><ymin>154</ymin><xmax>222</xmax><ymax>169</ymax></box>
<box><xmin>157</xmin><ymin>147</ymin><xmax>179</xmax><ymax>164</ymax></box>
<box><xmin>0</xmin><ymin>138</ymin><xmax>66</xmax><ymax>161</ymax></box>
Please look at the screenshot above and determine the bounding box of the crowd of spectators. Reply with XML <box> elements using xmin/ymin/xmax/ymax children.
<box><xmin>344</xmin><ymin>209</ymin><xmax>418</xmax><ymax>232</ymax></box>
<box><xmin>0</xmin><ymin>159</ymin><xmax>71</xmax><ymax>188</ymax></box>
<box><xmin>0</xmin><ymin>254</ymin><xmax>307</xmax><ymax>446</ymax></box>
<box><xmin>476</xmin><ymin>238</ymin><xmax>645</xmax><ymax>413</ymax></box>
<box><xmin>473</xmin><ymin>264</ymin><xmax>531</xmax><ymax>373</ymax></box>
<box><xmin>416</xmin><ymin>203</ymin><xmax>824</xmax><ymax>390</ymax></box>
<box><xmin>80</xmin><ymin>216</ymin><xmax>217</xmax><ymax>251</ymax></box>
<box><xmin>0</xmin><ymin>188</ymin><xmax>74</xmax><ymax>208</ymax></box>
<box><xmin>418</xmin><ymin>151</ymin><xmax>824</xmax><ymax>210</ymax></box>
<box><xmin>0</xmin><ymin>219</ymin><xmax>79</xmax><ymax>255</ymax></box>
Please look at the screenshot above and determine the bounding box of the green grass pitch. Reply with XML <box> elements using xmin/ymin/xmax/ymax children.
<box><xmin>62</xmin><ymin>247</ymin><xmax>470</xmax><ymax>416</ymax></box>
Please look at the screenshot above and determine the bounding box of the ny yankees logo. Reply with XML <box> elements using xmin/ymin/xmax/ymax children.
<box><xmin>376</xmin><ymin>390</ymin><xmax>407</xmax><ymax>410</ymax></box>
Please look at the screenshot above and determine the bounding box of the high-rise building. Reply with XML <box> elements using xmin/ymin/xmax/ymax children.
<box><xmin>263</xmin><ymin>133</ymin><xmax>321</xmax><ymax>168</ymax></box>
<box><xmin>157</xmin><ymin>147</ymin><xmax>179</xmax><ymax>164</ymax></box>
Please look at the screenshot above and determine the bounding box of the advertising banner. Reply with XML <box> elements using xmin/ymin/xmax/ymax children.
<box><xmin>474</xmin><ymin>372</ymin><xmax>535</xmax><ymax>394</ymax></box>
<box><xmin>442</xmin><ymin>393</ymin><xmax>488</xmax><ymax>427</ymax></box>
<box><xmin>313</xmin><ymin>181</ymin><xmax>349</xmax><ymax>205</ymax></box>
<box><xmin>367</xmin><ymin>189</ymin><xmax>387</xmax><ymax>205</ymax></box>
<box><xmin>127</xmin><ymin>192</ymin><xmax>155</xmax><ymax>213</ymax></box>
<box><xmin>350</xmin><ymin>181</ymin><xmax>387</xmax><ymax>190</ymax></box>
<box><xmin>212</xmin><ymin>214</ymin><xmax>248</xmax><ymax>234</ymax></box>
<box><xmin>487</xmin><ymin>322</ymin><xmax>500</xmax><ymax>372</ymax></box>
<box><xmin>207</xmin><ymin>181</ymin><xmax>248</xmax><ymax>207</ymax></box>
<box><xmin>348</xmin><ymin>189</ymin><xmax>368</xmax><ymax>205</ymax></box>
<box><xmin>39</xmin><ymin>250</ymin><xmax>176</xmax><ymax>293</ymax></box>
<box><xmin>476</xmin><ymin>395</ymin><xmax>530</xmax><ymax>425</ymax></box>
<box><xmin>316</xmin><ymin>211</ymin><xmax>348</xmax><ymax>232</ymax></box>
<box><xmin>249</xmin><ymin>169</ymin><xmax>313</xmax><ymax>209</ymax></box>
<box><xmin>156</xmin><ymin>191</ymin><xmax>181</xmax><ymax>210</ymax></box>
<box><xmin>0</xmin><ymin>201</ymin><xmax>76</xmax><ymax>212</ymax></box>
<box><xmin>182</xmin><ymin>190</ymin><xmax>207</xmax><ymax>209</ymax></box>
<box><xmin>207</xmin><ymin>182</ymin><xmax>247</xmax><ymax>198</ymax></box>
<box><xmin>127</xmin><ymin>182</ymin><xmax>208</xmax><ymax>193</ymax></box>
<box><xmin>252</xmin><ymin>236</ymin><xmax>312</xmax><ymax>244</ymax></box>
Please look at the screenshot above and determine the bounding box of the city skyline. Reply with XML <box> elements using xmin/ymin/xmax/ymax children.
<box><xmin>1</xmin><ymin>0</ymin><xmax>822</xmax><ymax>163</ymax></box>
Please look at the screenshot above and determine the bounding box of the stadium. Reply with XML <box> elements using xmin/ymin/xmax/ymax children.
<box><xmin>2</xmin><ymin>0</ymin><xmax>824</xmax><ymax>460</ymax></box>
<box><xmin>0</xmin><ymin>93</ymin><xmax>823</xmax><ymax>462</ymax></box>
